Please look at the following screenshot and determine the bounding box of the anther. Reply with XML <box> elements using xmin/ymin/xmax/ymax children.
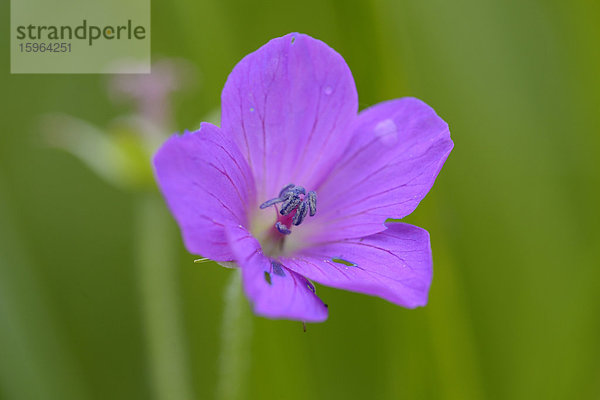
<box><xmin>260</xmin><ymin>183</ymin><xmax>318</xmax><ymax>235</ymax></box>
<box><xmin>307</xmin><ymin>191</ymin><xmax>317</xmax><ymax>216</ymax></box>
<box><xmin>278</xmin><ymin>183</ymin><xmax>295</xmax><ymax>197</ymax></box>
<box><xmin>271</xmin><ymin>261</ymin><xmax>286</xmax><ymax>277</ymax></box>
<box><xmin>293</xmin><ymin>201</ymin><xmax>308</xmax><ymax>226</ymax></box>
<box><xmin>259</xmin><ymin>197</ymin><xmax>284</xmax><ymax>209</ymax></box>
<box><xmin>293</xmin><ymin>186</ymin><xmax>306</xmax><ymax>195</ymax></box>
<box><xmin>275</xmin><ymin>222</ymin><xmax>291</xmax><ymax>235</ymax></box>
<box><xmin>281</xmin><ymin>190</ymin><xmax>295</xmax><ymax>199</ymax></box>
<box><xmin>280</xmin><ymin>194</ymin><xmax>301</xmax><ymax>215</ymax></box>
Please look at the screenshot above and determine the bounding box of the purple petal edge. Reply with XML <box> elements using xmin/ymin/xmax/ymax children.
<box><xmin>282</xmin><ymin>222</ymin><xmax>433</xmax><ymax>308</ymax></box>
<box><xmin>226</xmin><ymin>224</ymin><xmax>328</xmax><ymax>322</ymax></box>
<box><xmin>153</xmin><ymin>123</ymin><xmax>256</xmax><ymax>261</ymax></box>
<box><xmin>300</xmin><ymin>97</ymin><xmax>453</xmax><ymax>244</ymax></box>
<box><xmin>221</xmin><ymin>33</ymin><xmax>358</xmax><ymax>200</ymax></box>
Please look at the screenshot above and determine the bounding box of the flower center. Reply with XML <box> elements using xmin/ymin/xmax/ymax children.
<box><xmin>252</xmin><ymin>183</ymin><xmax>317</xmax><ymax>257</ymax></box>
<box><xmin>259</xmin><ymin>183</ymin><xmax>317</xmax><ymax>234</ymax></box>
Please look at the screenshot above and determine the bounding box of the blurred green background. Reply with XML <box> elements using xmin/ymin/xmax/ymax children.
<box><xmin>1</xmin><ymin>0</ymin><xmax>599</xmax><ymax>399</ymax></box>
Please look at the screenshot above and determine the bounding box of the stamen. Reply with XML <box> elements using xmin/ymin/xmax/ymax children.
<box><xmin>259</xmin><ymin>197</ymin><xmax>284</xmax><ymax>209</ymax></box>
<box><xmin>260</xmin><ymin>183</ymin><xmax>318</xmax><ymax>235</ymax></box>
<box><xmin>293</xmin><ymin>186</ymin><xmax>306</xmax><ymax>195</ymax></box>
<box><xmin>293</xmin><ymin>201</ymin><xmax>308</xmax><ymax>226</ymax></box>
<box><xmin>307</xmin><ymin>191</ymin><xmax>317</xmax><ymax>216</ymax></box>
<box><xmin>275</xmin><ymin>221</ymin><xmax>291</xmax><ymax>235</ymax></box>
<box><xmin>278</xmin><ymin>183</ymin><xmax>295</xmax><ymax>197</ymax></box>
<box><xmin>280</xmin><ymin>194</ymin><xmax>301</xmax><ymax>215</ymax></box>
<box><xmin>271</xmin><ymin>261</ymin><xmax>286</xmax><ymax>276</ymax></box>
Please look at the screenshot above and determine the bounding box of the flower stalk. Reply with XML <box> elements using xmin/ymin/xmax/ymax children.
<box><xmin>216</xmin><ymin>268</ymin><xmax>253</xmax><ymax>400</ymax></box>
<box><xmin>135</xmin><ymin>193</ymin><xmax>194</xmax><ymax>400</ymax></box>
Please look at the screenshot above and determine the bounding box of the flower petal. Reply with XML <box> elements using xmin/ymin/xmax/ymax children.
<box><xmin>304</xmin><ymin>97</ymin><xmax>453</xmax><ymax>243</ymax></box>
<box><xmin>226</xmin><ymin>224</ymin><xmax>328</xmax><ymax>322</ymax></box>
<box><xmin>153</xmin><ymin>123</ymin><xmax>256</xmax><ymax>261</ymax></box>
<box><xmin>221</xmin><ymin>33</ymin><xmax>358</xmax><ymax>200</ymax></box>
<box><xmin>282</xmin><ymin>222</ymin><xmax>432</xmax><ymax>308</ymax></box>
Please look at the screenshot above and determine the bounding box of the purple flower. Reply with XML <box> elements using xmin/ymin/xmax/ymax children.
<box><xmin>153</xmin><ymin>33</ymin><xmax>453</xmax><ymax>322</ymax></box>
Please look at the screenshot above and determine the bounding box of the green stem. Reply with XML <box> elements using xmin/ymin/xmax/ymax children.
<box><xmin>135</xmin><ymin>193</ymin><xmax>194</xmax><ymax>400</ymax></box>
<box><xmin>216</xmin><ymin>268</ymin><xmax>253</xmax><ymax>400</ymax></box>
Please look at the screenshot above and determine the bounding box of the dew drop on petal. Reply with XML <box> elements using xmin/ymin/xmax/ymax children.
<box><xmin>249</xmin><ymin>107</ymin><xmax>255</xmax><ymax>113</ymax></box>
<box><xmin>324</xmin><ymin>86</ymin><xmax>333</xmax><ymax>95</ymax></box>
<box><xmin>374</xmin><ymin>118</ymin><xmax>398</xmax><ymax>145</ymax></box>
